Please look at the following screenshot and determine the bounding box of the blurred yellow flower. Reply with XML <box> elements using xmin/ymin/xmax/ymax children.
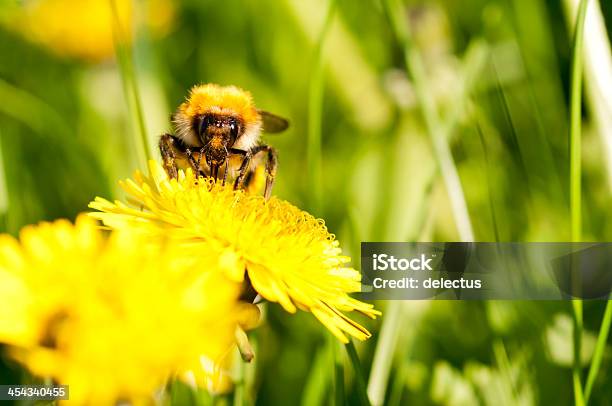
<box><xmin>89</xmin><ymin>161</ymin><xmax>380</xmax><ymax>343</ymax></box>
<box><xmin>0</xmin><ymin>215</ymin><xmax>243</xmax><ymax>404</ymax></box>
<box><xmin>2</xmin><ymin>0</ymin><xmax>175</xmax><ymax>61</ymax></box>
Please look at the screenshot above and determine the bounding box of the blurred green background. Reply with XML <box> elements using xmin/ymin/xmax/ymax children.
<box><xmin>1</xmin><ymin>0</ymin><xmax>612</xmax><ymax>404</ymax></box>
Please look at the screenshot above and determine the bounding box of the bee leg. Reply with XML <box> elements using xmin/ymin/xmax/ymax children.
<box><xmin>159</xmin><ymin>134</ymin><xmax>180</xmax><ymax>179</ymax></box>
<box><xmin>251</xmin><ymin>145</ymin><xmax>278</xmax><ymax>200</ymax></box>
<box><xmin>222</xmin><ymin>159</ymin><xmax>229</xmax><ymax>186</ymax></box>
<box><xmin>196</xmin><ymin>147</ymin><xmax>205</xmax><ymax>176</ymax></box>
<box><xmin>231</xmin><ymin>148</ymin><xmax>251</xmax><ymax>190</ymax></box>
<box><xmin>184</xmin><ymin>148</ymin><xmax>201</xmax><ymax>175</ymax></box>
<box><xmin>211</xmin><ymin>164</ymin><xmax>219</xmax><ymax>181</ymax></box>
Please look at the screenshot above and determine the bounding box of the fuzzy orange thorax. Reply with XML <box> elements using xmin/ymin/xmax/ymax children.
<box><xmin>180</xmin><ymin>84</ymin><xmax>260</xmax><ymax>125</ymax></box>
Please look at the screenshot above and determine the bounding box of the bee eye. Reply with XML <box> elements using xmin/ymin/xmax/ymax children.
<box><xmin>197</xmin><ymin>116</ymin><xmax>211</xmax><ymax>137</ymax></box>
<box><xmin>229</xmin><ymin>119</ymin><xmax>239</xmax><ymax>140</ymax></box>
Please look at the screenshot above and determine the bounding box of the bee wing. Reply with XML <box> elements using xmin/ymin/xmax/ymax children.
<box><xmin>259</xmin><ymin>110</ymin><xmax>289</xmax><ymax>133</ymax></box>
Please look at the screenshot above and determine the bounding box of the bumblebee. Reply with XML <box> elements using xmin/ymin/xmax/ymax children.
<box><xmin>159</xmin><ymin>84</ymin><xmax>289</xmax><ymax>198</ymax></box>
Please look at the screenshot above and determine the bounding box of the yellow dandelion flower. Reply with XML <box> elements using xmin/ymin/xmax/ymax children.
<box><xmin>89</xmin><ymin>161</ymin><xmax>380</xmax><ymax>343</ymax></box>
<box><xmin>0</xmin><ymin>215</ymin><xmax>244</xmax><ymax>404</ymax></box>
<box><xmin>1</xmin><ymin>0</ymin><xmax>175</xmax><ymax>61</ymax></box>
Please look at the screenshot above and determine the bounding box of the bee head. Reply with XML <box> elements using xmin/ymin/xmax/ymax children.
<box><xmin>172</xmin><ymin>84</ymin><xmax>262</xmax><ymax>152</ymax></box>
<box><xmin>196</xmin><ymin>114</ymin><xmax>240</xmax><ymax>167</ymax></box>
<box><xmin>195</xmin><ymin>114</ymin><xmax>240</xmax><ymax>146</ymax></box>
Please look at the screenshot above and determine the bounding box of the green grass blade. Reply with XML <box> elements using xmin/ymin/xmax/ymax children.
<box><xmin>572</xmin><ymin>299</ymin><xmax>585</xmax><ymax>406</ymax></box>
<box><xmin>334</xmin><ymin>340</ymin><xmax>345</xmax><ymax>406</ymax></box>
<box><xmin>569</xmin><ymin>0</ymin><xmax>589</xmax><ymax>243</ymax></box>
<box><xmin>301</xmin><ymin>341</ymin><xmax>333</xmax><ymax>406</ymax></box>
<box><xmin>584</xmin><ymin>297</ymin><xmax>612</xmax><ymax>403</ymax></box>
<box><xmin>476</xmin><ymin>122</ymin><xmax>501</xmax><ymax>242</ymax></box>
<box><xmin>109</xmin><ymin>0</ymin><xmax>151</xmax><ymax>166</ymax></box>
<box><xmin>233</xmin><ymin>361</ymin><xmax>246</xmax><ymax>406</ymax></box>
<box><xmin>366</xmin><ymin>302</ymin><xmax>402</xmax><ymax>406</ymax></box>
<box><xmin>307</xmin><ymin>0</ymin><xmax>336</xmax><ymax>213</ymax></box>
<box><xmin>382</xmin><ymin>0</ymin><xmax>474</xmax><ymax>241</ymax></box>
<box><xmin>567</xmin><ymin>1</ymin><xmax>590</xmax><ymax>404</ymax></box>
<box><xmin>345</xmin><ymin>340</ymin><xmax>371</xmax><ymax>406</ymax></box>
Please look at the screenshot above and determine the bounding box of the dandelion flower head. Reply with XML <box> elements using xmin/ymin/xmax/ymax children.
<box><xmin>89</xmin><ymin>161</ymin><xmax>380</xmax><ymax>343</ymax></box>
<box><xmin>0</xmin><ymin>215</ymin><xmax>243</xmax><ymax>403</ymax></box>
